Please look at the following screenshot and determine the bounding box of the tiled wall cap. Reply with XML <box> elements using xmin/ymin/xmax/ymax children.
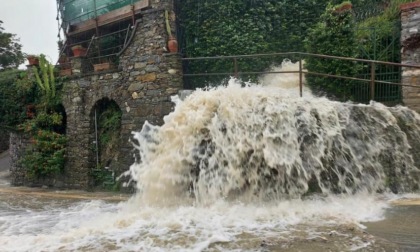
<box><xmin>401</xmin><ymin>1</ymin><xmax>420</xmax><ymax>11</ymax></box>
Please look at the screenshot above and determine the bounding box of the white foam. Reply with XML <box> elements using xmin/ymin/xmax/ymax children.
<box><xmin>259</xmin><ymin>59</ymin><xmax>310</xmax><ymax>96</ymax></box>
<box><xmin>0</xmin><ymin>193</ymin><xmax>395</xmax><ymax>251</ymax></box>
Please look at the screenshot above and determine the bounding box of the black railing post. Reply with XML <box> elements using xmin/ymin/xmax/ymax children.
<box><xmin>370</xmin><ymin>62</ymin><xmax>375</xmax><ymax>101</ymax></box>
<box><xmin>299</xmin><ymin>58</ymin><xmax>303</xmax><ymax>97</ymax></box>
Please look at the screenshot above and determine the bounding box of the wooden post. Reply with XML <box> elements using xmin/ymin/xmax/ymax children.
<box><xmin>233</xmin><ymin>57</ymin><xmax>238</xmax><ymax>78</ymax></box>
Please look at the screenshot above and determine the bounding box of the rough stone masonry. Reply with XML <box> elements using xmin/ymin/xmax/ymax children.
<box><xmin>401</xmin><ymin>1</ymin><xmax>420</xmax><ymax>113</ymax></box>
<box><xmin>10</xmin><ymin>0</ymin><xmax>183</xmax><ymax>189</ymax></box>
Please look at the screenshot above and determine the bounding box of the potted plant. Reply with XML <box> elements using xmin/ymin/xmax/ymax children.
<box><xmin>94</xmin><ymin>62</ymin><xmax>114</xmax><ymax>72</ymax></box>
<box><xmin>93</xmin><ymin>59</ymin><xmax>115</xmax><ymax>72</ymax></box>
<box><xmin>59</xmin><ymin>68</ymin><xmax>72</xmax><ymax>76</ymax></box>
<box><xmin>26</xmin><ymin>55</ymin><xmax>39</xmax><ymax>66</ymax></box>
<box><xmin>165</xmin><ymin>10</ymin><xmax>178</xmax><ymax>53</ymax></box>
<box><xmin>71</xmin><ymin>45</ymin><xmax>87</xmax><ymax>57</ymax></box>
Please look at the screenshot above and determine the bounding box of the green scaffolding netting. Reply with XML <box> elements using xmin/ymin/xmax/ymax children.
<box><xmin>60</xmin><ymin>0</ymin><xmax>140</xmax><ymax>24</ymax></box>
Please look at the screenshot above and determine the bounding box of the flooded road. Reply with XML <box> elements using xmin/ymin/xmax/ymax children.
<box><xmin>364</xmin><ymin>202</ymin><xmax>420</xmax><ymax>252</ymax></box>
<box><xmin>1</xmin><ymin>185</ymin><xmax>419</xmax><ymax>252</ymax></box>
<box><xmin>1</xmin><ymin>151</ymin><xmax>420</xmax><ymax>251</ymax></box>
<box><xmin>0</xmin><ymin>150</ymin><xmax>11</xmax><ymax>187</ymax></box>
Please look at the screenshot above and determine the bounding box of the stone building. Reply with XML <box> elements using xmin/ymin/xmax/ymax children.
<box><xmin>10</xmin><ymin>0</ymin><xmax>183</xmax><ymax>189</ymax></box>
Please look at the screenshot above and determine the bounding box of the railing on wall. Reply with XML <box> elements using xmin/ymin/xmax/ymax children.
<box><xmin>57</xmin><ymin>24</ymin><xmax>134</xmax><ymax>74</ymax></box>
<box><xmin>182</xmin><ymin>52</ymin><xmax>420</xmax><ymax>104</ymax></box>
<box><xmin>56</xmin><ymin>0</ymin><xmax>145</xmax><ymax>75</ymax></box>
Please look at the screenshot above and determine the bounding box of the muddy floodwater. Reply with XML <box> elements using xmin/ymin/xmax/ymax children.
<box><xmin>1</xmin><ymin>186</ymin><xmax>420</xmax><ymax>251</ymax></box>
<box><xmin>363</xmin><ymin>202</ymin><xmax>420</xmax><ymax>252</ymax></box>
<box><xmin>3</xmin><ymin>69</ymin><xmax>420</xmax><ymax>251</ymax></box>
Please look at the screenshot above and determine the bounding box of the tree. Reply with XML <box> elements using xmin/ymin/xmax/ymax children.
<box><xmin>0</xmin><ymin>20</ymin><xmax>25</xmax><ymax>70</ymax></box>
<box><xmin>0</xmin><ymin>69</ymin><xmax>36</xmax><ymax>130</ymax></box>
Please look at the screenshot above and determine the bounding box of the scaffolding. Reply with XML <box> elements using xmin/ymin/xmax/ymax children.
<box><xmin>56</xmin><ymin>0</ymin><xmax>150</xmax><ymax>73</ymax></box>
<box><xmin>59</xmin><ymin>0</ymin><xmax>141</xmax><ymax>25</ymax></box>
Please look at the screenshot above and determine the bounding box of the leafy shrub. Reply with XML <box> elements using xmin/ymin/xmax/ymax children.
<box><xmin>304</xmin><ymin>2</ymin><xmax>361</xmax><ymax>100</ymax></box>
<box><xmin>19</xmin><ymin>55</ymin><xmax>67</xmax><ymax>178</ymax></box>
<box><xmin>97</xmin><ymin>100</ymin><xmax>122</xmax><ymax>153</ymax></box>
<box><xmin>356</xmin><ymin>0</ymin><xmax>412</xmax><ymax>60</ymax></box>
<box><xmin>22</xmin><ymin>130</ymin><xmax>66</xmax><ymax>178</ymax></box>
<box><xmin>179</xmin><ymin>0</ymin><xmax>331</xmax><ymax>86</ymax></box>
<box><xmin>0</xmin><ymin>70</ymin><xmax>38</xmax><ymax>130</ymax></box>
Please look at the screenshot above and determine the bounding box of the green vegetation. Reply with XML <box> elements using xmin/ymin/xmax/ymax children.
<box><xmin>0</xmin><ymin>55</ymin><xmax>62</xmax><ymax>133</ymax></box>
<box><xmin>92</xmin><ymin>167</ymin><xmax>121</xmax><ymax>191</ymax></box>
<box><xmin>97</xmin><ymin>100</ymin><xmax>122</xmax><ymax>159</ymax></box>
<box><xmin>179</xmin><ymin>0</ymin><xmax>331</xmax><ymax>86</ymax></box>
<box><xmin>0</xmin><ymin>20</ymin><xmax>33</xmax><ymax>130</ymax></box>
<box><xmin>179</xmin><ymin>0</ymin><xmax>413</xmax><ymax>100</ymax></box>
<box><xmin>304</xmin><ymin>0</ymin><xmax>412</xmax><ymax>100</ymax></box>
<box><xmin>355</xmin><ymin>0</ymin><xmax>412</xmax><ymax>62</ymax></box>
<box><xmin>92</xmin><ymin>99</ymin><xmax>122</xmax><ymax>189</ymax></box>
<box><xmin>0</xmin><ymin>20</ymin><xmax>25</xmax><ymax>70</ymax></box>
<box><xmin>32</xmin><ymin>55</ymin><xmax>57</xmax><ymax>106</ymax></box>
<box><xmin>0</xmin><ymin>70</ymin><xmax>37</xmax><ymax>130</ymax></box>
<box><xmin>22</xmin><ymin>129</ymin><xmax>66</xmax><ymax>178</ymax></box>
<box><xmin>305</xmin><ymin>2</ymin><xmax>360</xmax><ymax>100</ymax></box>
<box><xmin>0</xmin><ymin>65</ymin><xmax>67</xmax><ymax>178</ymax></box>
<box><xmin>18</xmin><ymin>55</ymin><xmax>67</xmax><ymax>178</ymax></box>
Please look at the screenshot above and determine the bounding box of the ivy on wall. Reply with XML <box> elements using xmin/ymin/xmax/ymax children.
<box><xmin>304</xmin><ymin>3</ymin><xmax>361</xmax><ymax>100</ymax></box>
<box><xmin>178</xmin><ymin>0</ymin><xmax>412</xmax><ymax>100</ymax></box>
<box><xmin>91</xmin><ymin>98</ymin><xmax>122</xmax><ymax>190</ymax></box>
<box><xmin>178</xmin><ymin>0</ymin><xmax>331</xmax><ymax>86</ymax></box>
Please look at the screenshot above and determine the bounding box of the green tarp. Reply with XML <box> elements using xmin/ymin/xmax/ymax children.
<box><xmin>60</xmin><ymin>0</ymin><xmax>139</xmax><ymax>24</ymax></box>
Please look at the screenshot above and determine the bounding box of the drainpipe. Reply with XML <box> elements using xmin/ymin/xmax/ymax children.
<box><xmin>94</xmin><ymin>109</ymin><xmax>99</xmax><ymax>167</ymax></box>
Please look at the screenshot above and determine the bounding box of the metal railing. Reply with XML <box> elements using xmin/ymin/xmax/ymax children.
<box><xmin>182</xmin><ymin>52</ymin><xmax>420</xmax><ymax>103</ymax></box>
<box><xmin>57</xmin><ymin>25</ymin><xmax>133</xmax><ymax>75</ymax></box>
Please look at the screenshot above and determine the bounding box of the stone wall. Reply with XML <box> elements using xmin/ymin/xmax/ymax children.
<box><xmin>61</xmin><ymin>1</ymin><xmax>182</xmax><ymax>189</ymax></box>
<box><xmin>401</xmin><ymin>2</ymin><xmax>420</xmax><ymax>113</ymax></box>
<box><xmin>9</xmin><ymin>0</ymin><xmax>183</xmax><ymax>189</ymax></box>
<box><xmin>9</xmin><ymin>133</ymin><xmax>29</xmax><ymax>186</ymax></box>
<box><xmin>9</xmin><ymin>132</ymin><xmax>69</xmax><ymax>187</ymax></box>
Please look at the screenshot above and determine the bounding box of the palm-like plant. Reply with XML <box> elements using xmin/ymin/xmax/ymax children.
<box><xmin>32</xmin><ymin>54</ymin><xmax>56</xmax><ymax>107</ymax></box>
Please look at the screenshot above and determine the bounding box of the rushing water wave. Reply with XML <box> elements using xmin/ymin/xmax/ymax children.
<box><xmin>127</xmin><ymin>81</ymin><xmax>420</xmax><ymax>205</ymax></box>
<box><xmin>1</xmin><ymin>61</ymin><xmax>420</xmax><ymax>251</ymax></box>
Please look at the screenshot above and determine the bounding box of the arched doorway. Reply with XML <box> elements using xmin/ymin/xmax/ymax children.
<box><xmin>90</xmin><ymin>98</ymin><xmax>122</xmax><ymax>189</ymax></box>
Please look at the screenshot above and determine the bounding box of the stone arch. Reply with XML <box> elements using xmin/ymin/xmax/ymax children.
<box><xmin>89</xmin><ymin>97</ymin><xmax>123</xmax><ymax>188</ymax></box>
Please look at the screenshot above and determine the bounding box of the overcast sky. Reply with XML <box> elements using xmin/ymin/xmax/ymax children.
<box><xmin>0</xmin><ymin>0</ymin><xmax>59</xmax><ymax>66</ymax></box>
